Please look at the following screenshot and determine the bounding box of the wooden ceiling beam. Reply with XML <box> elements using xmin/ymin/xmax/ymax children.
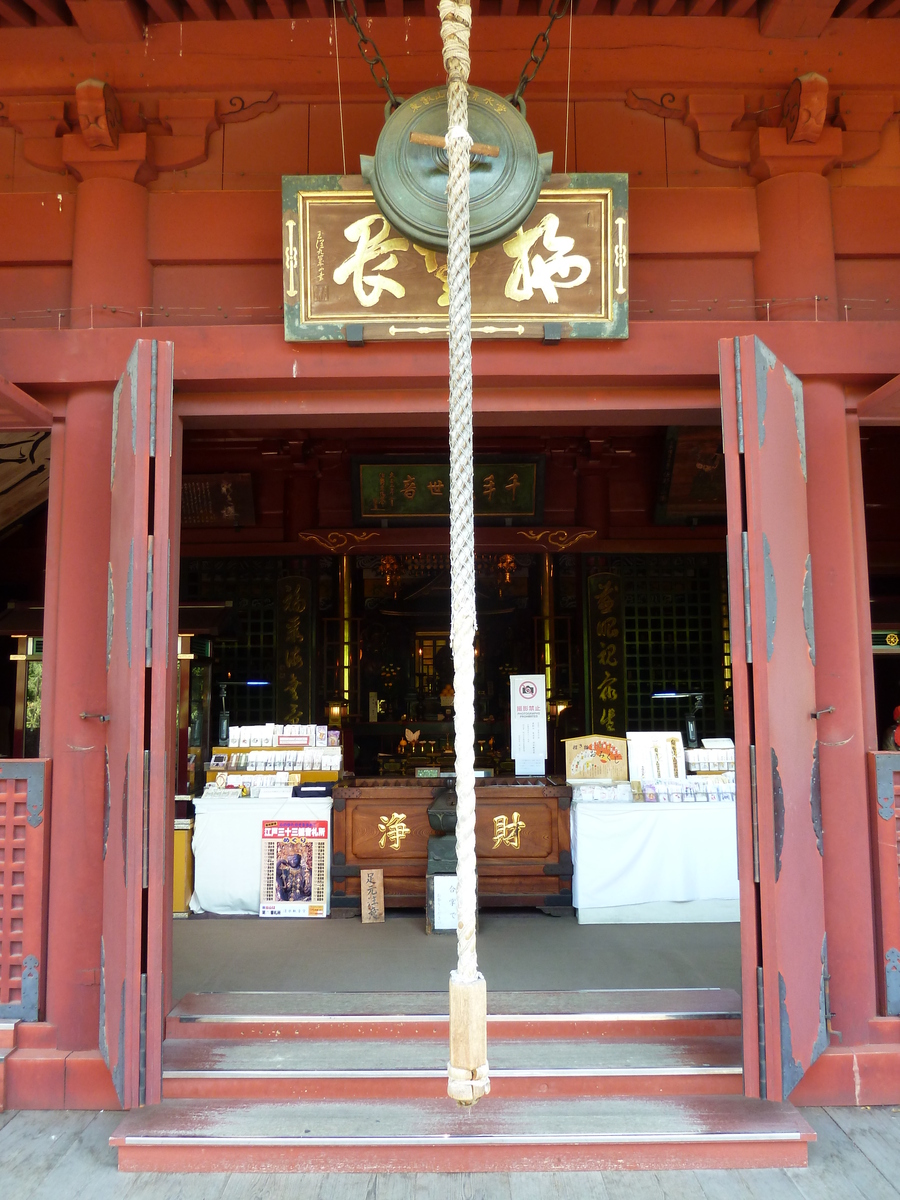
<box><xmin>0</xmin><ymin>377</ymin><xmax>53</xmax><ymax>430</ymax></box>
<box><xmin>222</xmin><ymin>0</ymin><xmax>254</xmax><ymax>16</ymax></box>
<box><xmin>834</xmin><ymin>0</ymin><xmax>872</xmax><ymax>14</ymax></box>
<box><xmin>183</xmin><ymin>0</ymin><xmax>216</xmax><ymax>15</ymax></box>
<box><xmin>146</xmin><ymin>0</ymin><xmax>182</xmax><ymax>19</ymax></box>
<box><xmin>66</xmin><ymin>0</ymin><xmax>145</xmax><ymax>39</ymax></box>
<box><xmin>857</xmin><ymin>374</ymin><xmax>900</xmax><ymax>422</ymax></box>
<box><xmin>0</xmin><ymin>0</ymin><xmax>35</xmax><ymax>25</ymax></box>
<box><xmin>871</xmin><ymin>0</ymin><xmax>900</xmax><ymax>14</ymax></box>
<box><xmin>27</xmin><ymin>0</ymin><xmax>69</xmax><ymax>23</ymax></box>
<box><xmin>265</xmin><ymin>0</ymin><xmax>290</xmax><ymax>14</ymax></box>
<box><xmin>758</xmin><ymin>0</ymin><xmax>842</xmax><ymax>36</ymax></box>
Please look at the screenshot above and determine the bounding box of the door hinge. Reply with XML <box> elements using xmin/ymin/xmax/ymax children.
<box><xmin>149</xmin><ymin>340</ymin><xmax>158</xmax><ymax>459</ymax></box>
<box><xmin>734</xmin><ymin>336</ymin><xmax>744</xmax><ymax>454</ymax></box>
<box><xmin>139</xmin><ymin>972</ymin><xmax>147</xmax><ymax>1107</ymax></box>
<box><xmin>741</xmin><ymin>531</ymin><xmax>752</xmax><ymax>663</ymax></box>
<box><xmin>749</xmin><ymin>743</ymin><xmax>760</xmax><ymax>884</ymax></box>
<box><xmin>142</xmin><ymin>748</ymin><xmax>150</xmax><ymax>889</ymax></box>
<box><xmin>145</xmin><ymin>535</ymin><xmax>154</xmax><ymax>668</ymax></box>
<box><xmin>757</xmin><ymin>965</ymin><xmax>767</xmax><ymax>1100</ymax></box>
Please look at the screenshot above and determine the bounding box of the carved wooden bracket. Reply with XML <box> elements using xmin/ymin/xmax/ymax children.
<box><xmin>679</xmin><ymin>80</ymin><xmax>895</xmax><ymax>176</ymax></box>
<box><xmin>835</xmin><ymin>93</ymin><xmax>899</xmax><ymax>168</ymax></box>
<box><xmin>749</xmin><ymin>126</ymin><xmax>843</xmax><ymax>180</ymax></box>
<box><xmin>781</xmin><ymin>73</ymin><xmax>828</xmax><ymax>144</ymax></box>
<box><xmin>2</xmin><ymin>99</ymin><xmax>70</xmax><ymax>175</ymax></box>
<box><xmin>1</xmin><ymin>84</ymin><xmax>280</xmax><ymax>185</ymax></box>
<box><xmin>75</xmin><ymin>79</ymin><xmax>123</xmax><ymax>150</ymax></box>
<box><xmin>684</xmin><ymin>94</ymin><xmax>752</xmax><ymax>169</ymax></box>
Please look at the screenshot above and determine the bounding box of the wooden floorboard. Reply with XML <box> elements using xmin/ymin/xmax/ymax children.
<box><xmin>0</xmin><ymin>1107</ymin><xmax>899</xmax><ymax>1196</ymax></box>
<box><xmin>787</xmin><ymin>1108</ymin><xmax>900</xmax><ymax>1200</ymax></box>
<box><xmin>825</xmin><ymin>1106</ymin><xmax>900</xmax><ymax>1185</ymax></box>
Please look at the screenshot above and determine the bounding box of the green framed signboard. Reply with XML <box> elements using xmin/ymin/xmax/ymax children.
<box><xmin>283</xmin><ymin>173</ymin><xmax>628</xmax><ymax>343</ymax></box>
<box><xmin>352</xmin><ymin>458</ymin><xmax>544</xmax><ymax>525</ymax></box>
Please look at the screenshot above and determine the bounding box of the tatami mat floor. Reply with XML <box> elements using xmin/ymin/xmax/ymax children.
<box><xmin>172</xmin><ymin>911</ymin><xmax>742</xmax><ymax>1001</ymax></box>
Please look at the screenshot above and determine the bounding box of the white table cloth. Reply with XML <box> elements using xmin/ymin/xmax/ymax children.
<box><xmin>190</xmin><ymin>795</ymin><xmax>332</xmax><ymax>915</ymax></box>
<box><xmin>571</xmin><ymin>800</ymin><xmax>740</xmax><ymax>924</ymax></box>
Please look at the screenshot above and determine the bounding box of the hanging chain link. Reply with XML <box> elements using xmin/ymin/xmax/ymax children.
<box><xmin>511</xmin><ymin>0</ymin><xmax>571</xmax><ymax>110</ymax></box>
<box><xmin>336</xmin><ymin>0</ymin><xmax>402</xmax><ymax>112</ymax></box>
<box><xmin>336</xmin><ymin>0</ymin><xmax>570</xmax><ymax>117</ymax></box>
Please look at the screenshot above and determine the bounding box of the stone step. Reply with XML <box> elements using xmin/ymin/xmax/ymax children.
<box><xmin>166</xmin><ymin>988</ymin><xmax>742</xmax><ymax>1041</ymax></box>
<box><xmin>110</xmin><ymin>1095</ymin><xmax>814</xmax><ymax>1173</ymax></box>
<box><xmin>162</xmin><ymin>1034</ymin><xmax>743</xmax><ymax>1100</ymax></box>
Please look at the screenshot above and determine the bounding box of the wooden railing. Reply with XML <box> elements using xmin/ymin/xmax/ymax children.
<box><xmin>868</xmin><ymin>751</ymin><xmax>900</xmax><ymax>1018</ymax></box>
<box><xmin>0</xmin><ymin>760</ymin><xmax>51</xmax><ymax>1022</ymax></box>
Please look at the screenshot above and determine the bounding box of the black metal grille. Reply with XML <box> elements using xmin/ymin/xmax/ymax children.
<box><xmin>180</xmin><ymin>558</ymin><xmax>279</xmax><ymax>727</ymax></box>
<box><xmin>618</xmin><ymin>554</ymin><xmax>731</xmax><ymax>741</ymax></box>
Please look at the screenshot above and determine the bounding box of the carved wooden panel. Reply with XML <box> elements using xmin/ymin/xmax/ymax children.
<box><xmin>0</xmin><ymin>760</ymin><xmax>50</xmax><ymax>1022</ymax></box>
<box><xmin>331</xmin><ymin>780</ymin><xmax>572</xmax><ymax>910</ymax></box>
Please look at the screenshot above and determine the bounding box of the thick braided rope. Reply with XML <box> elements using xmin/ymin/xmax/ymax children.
<box><xmin>439</xmin><ymin>0</ymin><xmax>477</xmax><ymax>990</ymax></box>
<box><xmin>439</xmin><ymin>0</ymin><xmax>488</xmax><ymax>1107</ymax></box>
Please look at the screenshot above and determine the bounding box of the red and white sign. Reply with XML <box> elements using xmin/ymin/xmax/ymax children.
<box><xmin>510</xmin><ymin>673</ymin><xmax>547</xmax><ymax>774</ymax></box>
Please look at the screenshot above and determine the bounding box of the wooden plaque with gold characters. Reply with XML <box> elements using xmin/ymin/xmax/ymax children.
<box><xmin>282</xmin><ymin>173</ymin><xmax>628</xmax><ymax>343</ymax></box>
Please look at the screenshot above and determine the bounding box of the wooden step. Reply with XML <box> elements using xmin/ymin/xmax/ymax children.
<box><xmin>166</xmin><ymin>989</ymin><xmax>742</xmax><ymax>1041</ymax></box>
<box><xmin>110</xmin><ymin>1095</ymin><xmax>813</xmax><ymax>1172</ymax></box>
<box><xmin>162</xmin><ymin>1035</ymin><xmax>743</xmax><ymax>1100</ymax></box>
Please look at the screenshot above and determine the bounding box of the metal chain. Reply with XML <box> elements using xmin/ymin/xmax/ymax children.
<box><xmin>336</xmin><ymin>0</ymin><xmax>402</xmax><ymax>112</ymax></box>
<box><xmin>511</xmin><ymin>0</ymin><xmax>571</xmax><ymax>110</ymax></box>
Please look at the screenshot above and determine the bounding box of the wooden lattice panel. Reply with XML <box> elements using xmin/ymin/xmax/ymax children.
<box><xmin>0</xmin><ymin>761</ymin><xmax>51</xmax><ymax>1022</ymax></box>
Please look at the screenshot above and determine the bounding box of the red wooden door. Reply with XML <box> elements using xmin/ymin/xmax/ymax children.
<box><xmin>102</xmin><ymin>340</ymin><xmax>176</xmax><ymax>1109</ymax></box>
<box><xmin>721</xmin><ymin>335</ymin><xmax>828</xmax><ymax>1102</ymax></box>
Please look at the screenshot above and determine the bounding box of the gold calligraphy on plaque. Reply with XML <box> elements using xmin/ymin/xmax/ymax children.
<box><xmin>333</xmin><ymin>214</ymin><xmax>409</xmax><ymax>308</ymax></box>
<box><xmin>492</xmin><ymin>811</ymin><xmax>526</xmax><ymax>850</ymax></box>
<box><xmin>502</xmin><ymin>214</ymin><xmax>591</xmax><ymax>304</ymax></box>
<box><xmin>378</xmin><ymin>812</ymin><xmax>411</xmax><ymax>850</ymax></box>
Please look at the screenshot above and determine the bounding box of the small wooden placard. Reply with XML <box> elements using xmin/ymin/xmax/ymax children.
<box><xmin>361</xmin><ymin>868</ymin><xmax>385</xmax><ymax>924</ymax></box>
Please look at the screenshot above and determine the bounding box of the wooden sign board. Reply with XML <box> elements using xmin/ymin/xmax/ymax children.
<box><xmin>361</xmin><ymin>868</ymin><xmax>385</xmax><ymax>924</ymax></box>
<box><xmin>282</xmin><ymin>173</ymin><xmax>628</xmax><ymax>343</ymax></box>
<box><xmin>352</xmin><ymin>457</ymin><xmax>543</xmax><ymax>524</ymax></box>
<box><xmin>655</xmin><ymin>428</ymin><xmax>727</xmax><ymax>526</ymax></box>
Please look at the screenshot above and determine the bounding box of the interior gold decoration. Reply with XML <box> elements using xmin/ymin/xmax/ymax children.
<box><xmin>378</xmin><ymin>812</ymin><xmax>412</xmax><ymax>850</ymax></box>
<box><xmin>492</xmin><ymin>811</ymin><xmax>526</xmax><ymax>850</ymax></box>
<box><xmin>518</xmin><ymin>529</ymin><xmax>597</xmax><ymax>551</ymax></box>
<box><xmin>379</xmin><ymin>555</ymin><xmax>401</xmax><ymax>591</ymax></box>
<box><xmin>296</xmin><ymin>530</ymin><xmax>380</xmax><ymax>552</ymax></box>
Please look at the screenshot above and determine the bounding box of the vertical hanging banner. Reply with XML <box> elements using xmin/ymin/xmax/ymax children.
<box><xmin>587</xmin><ymin>572</ymin><xmax>627</xmax><ymax>737</ymax></box>
<box><xmin>510</xmin><ymin>674</ymin><xmax>548</xmax><ymax>775</ymax></box>
<box><xmin>276</xmin><ymin>576</ymin><xmax>313</xmax><ymax>724</ymax></box>
<box><xmin>282</xmin><ymin>173</ymin><xmax>628</xmax><ymax>343</ymax></box>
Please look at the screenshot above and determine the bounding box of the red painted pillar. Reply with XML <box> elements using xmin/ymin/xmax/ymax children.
<box><xmin>755</xmin><ymin>163</ymin><xmax>876</xmax><ymax>1043</ymax></box>
<box><xmin>754</xmin><ymin>174</ymin><xmax>838</xmax><ymax>322</ymax></box>
<box><xmin>44</xmin><ymin>168</ymin><xmax>150</xmax><ymax>1048</ymax></box>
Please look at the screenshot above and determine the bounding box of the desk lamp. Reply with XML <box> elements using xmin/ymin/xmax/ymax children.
<box><xmin>651</xmin><ymin>691</ymin><xmax>705</xmax><ymax>749</ymax></box>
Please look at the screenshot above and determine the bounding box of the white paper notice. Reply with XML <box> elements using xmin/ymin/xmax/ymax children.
<box><xmin>432</xmin><ymin>874</ymin><xmax>458</xmax><ymax>930</ymax></box>
<box><xmin>510</xmin><ymin>674</ymin><xmax>547</xmax><ymax>775</ymax></box>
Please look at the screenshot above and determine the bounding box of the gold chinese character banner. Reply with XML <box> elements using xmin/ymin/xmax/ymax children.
<box><xmin>353</xmin><ymin>458</ymin><xmax>542</xmax><ymax>524</ymax></box>
<box><xmin>282</xmin><ymin>173</ymin><xmax>628</xmax><ymax>343</ymax></box>
<box><xmin>587</xmin><ymin>571</ymin><xmax>627</xmax><ymax>739</ymax></box>
<box><xmin>276</xmin><ymin>575</ymin><xmax>313</xmax><ymax>725</ymax></box>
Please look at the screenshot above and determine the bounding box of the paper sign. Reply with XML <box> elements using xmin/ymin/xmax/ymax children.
<box><xmin>361</xmin><ymin>868</ymin><xmax>385</xmax><ymax>924</ymax></box>
<box><xmin>510</xmin><ymin>674</ymin><xmax>547</xmax><ymax>775</ymax></box>
<box><xmin>432</xmin><ymin>874</ymin><xmax>458</xmax><ymax>931</ymax></box>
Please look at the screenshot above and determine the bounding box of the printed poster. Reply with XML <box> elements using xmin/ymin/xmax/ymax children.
<box><xmin>259</xmin><ymin>819</ymin><xmax>329</xmax><ymax>918</ymax></box>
